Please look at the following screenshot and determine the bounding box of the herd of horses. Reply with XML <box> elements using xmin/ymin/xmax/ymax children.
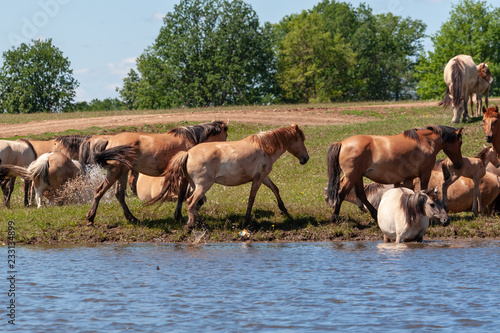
<box><xmin>0</xmin><ymin>54</ymin><xmax>497</xmax><ymax>243</ymax></box>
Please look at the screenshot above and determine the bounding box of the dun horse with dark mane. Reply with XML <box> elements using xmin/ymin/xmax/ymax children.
<box><xmin>326</xmin><ymin>125</ymin><xmax>463</xmax><ymax>223</ymax></box>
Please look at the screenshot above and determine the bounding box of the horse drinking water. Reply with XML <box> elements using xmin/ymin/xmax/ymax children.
<box><xmin>148</xmin><ymin>124</ymin><xmax>309</xmax><ymax>231</ymax></box>
<box><xmin>325</xmin><ymin>125</ymin><xmax>463</xmax><ymax>223</ymax></box>
<box><xmin>377</xmin><ymin>187</ymin><xmax>449</xmax><ymax>243</ymax></box>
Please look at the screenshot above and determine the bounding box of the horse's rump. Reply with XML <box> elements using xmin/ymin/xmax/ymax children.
<box><xmin>147</xmin><ymin>151</ymin><xmax>189</xmax><ymax>205</ymax></box>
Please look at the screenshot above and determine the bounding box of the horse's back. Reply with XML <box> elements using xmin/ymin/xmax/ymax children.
<box><xmin>0</xmin><ymin>140</ymin><xmax>36</xmax><ymax>166</ymax></box>
<box><xmin>47</xmin><ymin>152</ymin><xmax>81</xmax><ymax>188</ymax></box>
<box><xmin>444</xmin><ymin>55</ymin><xmax>477</xmax><ymax>86</ymax></box>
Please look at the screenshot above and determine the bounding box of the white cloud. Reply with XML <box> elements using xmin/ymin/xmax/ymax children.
<box><xmin>152</xmin><ymin>12</ymin><xmax>164</xmax><ymax>23</ymax></box>
<box><xmin>106</xmin><ymin>57</ymin><xmax>137</xmax><ymax>76</ymax></box>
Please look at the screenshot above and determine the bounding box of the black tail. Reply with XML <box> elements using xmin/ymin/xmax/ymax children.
<box><xmin>94</xmin><ymin>145</ymin><xmax>135</xmax><ymax>169</ymax></box>
<box><xmin>438</xmin><ymin>87</ymin><xmax>452</xmax><ymax>109</ymax></box>
<box><xmin>326</xmin><ymin>142</ymin><xmax>342</xmax><ymax>208</ymax></box>
<box><xmin>79</xmin><ymin>139</ymin><xmax>108</xmax><ymax>164</ymax></box>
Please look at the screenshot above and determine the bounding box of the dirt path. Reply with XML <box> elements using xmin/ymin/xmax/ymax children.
<box><xmin>0</xmin><ymin>100</ymin><xmax>462</xmax><ymax>137</ymax></box>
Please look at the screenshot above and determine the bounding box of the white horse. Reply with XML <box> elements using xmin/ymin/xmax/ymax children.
<box><xmin>440</xmin><ymin>55</ymin><xmax>493</xmax><ymax>123</ymax></box>
<box><xmin>377</xmin><ymin>187</ymin><xmax>449</xmax><ymax>243</ymax></box>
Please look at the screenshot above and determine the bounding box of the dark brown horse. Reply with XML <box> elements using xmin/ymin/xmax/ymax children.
<box><xmin>326</xmin><ymin>125</ymin><xmax>463</xmax><ymax>223</ymax></box>
<box><xmin>84</xmin><ymin>121</ymin><xmax>228</xmax><ymax>226</ymax></box>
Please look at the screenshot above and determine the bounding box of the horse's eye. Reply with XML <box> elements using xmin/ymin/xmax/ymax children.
<box><xmin>430</xmin><ymin>203</ymin><xmax>436</xmax><ymax>208</ymax></box>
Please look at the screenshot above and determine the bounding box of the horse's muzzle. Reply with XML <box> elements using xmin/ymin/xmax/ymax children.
<box><xmin>300</xmin><ymin>155</ymin><xmax>310</xmax><ymax>165</ymax></box>
<box><xmin>441</xmin><ymin>217</ymin><xmax>450</xmax><ymax>227</ymax></box>
<box><xmin>486</xmin><ymin>135</ymin><xmax>493</xmax><ymax>143</ymax></box>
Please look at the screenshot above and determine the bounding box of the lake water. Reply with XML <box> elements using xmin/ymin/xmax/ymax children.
<box><xmin>2</xmin><ymin>240</ymin><xmax>500</xmax><ymax>332</ymax></box>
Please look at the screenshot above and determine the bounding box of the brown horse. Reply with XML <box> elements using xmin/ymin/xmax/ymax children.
<box><xmin>441</xmin><ymin>146</ymin><xmax>499</xmax><ymax>215</ymax></box>
<box><xmin>326</xmin><ymin>125</ymin><xmax>463</xmax><ymax>223</ymax></box>
<box><xmin>30</xmin><ymin>135</ymin><xmax>92</xmax><ymax>159</ymax></box>
<box><xmin>148</xmin><ymin>124</ymin><xmax>309</xmax><ymax>230</ymax></box>
<box><xmin>84</xmin><ymin>121</ymin><xmax>228</xmax><ymax>225</ymax></box>
<box><xmin>483</xmin><ymin>105</ymin><xmax>500</xmax><ymax>154</ymax></box>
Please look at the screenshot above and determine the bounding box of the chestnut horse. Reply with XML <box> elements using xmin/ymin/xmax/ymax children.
<box><xmin>440</xmin><ymin>55</ymin><xmax>493</xmax><ymax>123</ymax></box>
<box><xmin>326</xmin><ymin>125</ymin><xmax>463</xmax><ymax>223</ymax></box>
<box><xmin>147</xmin><ymin>124</ymin><xmax>309</xmax><ymax>231</ymax></box>
<box><xmin>84</xmin><ymin>121</ymin><xmax>228</xmax><ymax>225</ymax></box>
<box><xmin>441</xmin><ymin>146</ymin><xmax>499</xmax><ymax>215</ymax></box>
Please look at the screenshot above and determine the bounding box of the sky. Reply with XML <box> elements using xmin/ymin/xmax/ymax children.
<box><xmin>0</xmin><ymin>0</ymin><xmax>495</xmax><ymax>102</ymax></box>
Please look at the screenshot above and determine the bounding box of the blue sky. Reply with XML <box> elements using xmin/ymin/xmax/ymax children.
<box><xmin>0</xmin><ymin>0</ymin><xmax>492</xmax><ymax>102</ymax></box>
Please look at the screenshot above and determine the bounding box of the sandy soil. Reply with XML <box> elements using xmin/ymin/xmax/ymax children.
<box><xmin>0</xmin><ymin>101</ymin><xmax>443</xmax><ymax>137</ymax></box>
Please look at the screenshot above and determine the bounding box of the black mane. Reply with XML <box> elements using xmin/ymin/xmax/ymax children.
<box><xmin>168</xmin><ymin>121</ymin><xmax>227</xmax><ymax>145</ymax></box>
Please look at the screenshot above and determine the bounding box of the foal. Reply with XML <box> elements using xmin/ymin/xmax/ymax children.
<box><xmin>441</xmin><ymin>146</ymin><xmax>500</xmax><ymax>215</ymax></box>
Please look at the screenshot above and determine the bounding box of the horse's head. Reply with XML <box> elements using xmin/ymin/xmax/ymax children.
<box><xmin>478</xmin><ymin>62</ymin><xmax>494</xmax><ymax>85</ymax></box>
<box><xmin>483</xmin><ymin>106</ymin><xmax>500</xmax><ymax>143</ymax></box>
<box><xmin>441</xmin><ymin>127</ymin><xmax>463</xmax><ymax>170</ymax></box>
<box><xmin>485</xmin><ymin>146</ymin><xmax>500</xmax><ymax>168</ymax></box>
<box><xmin>288</xmin><ymin>124</ymin><xmax>309</xmax><ymax>165</ymax></box>
<box><xmin>422</xmin><ymin>187</ymin><xmax>450</xmax><ymax>226</ymax></box>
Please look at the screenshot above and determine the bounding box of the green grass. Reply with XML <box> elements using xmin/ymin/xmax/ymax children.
<box><xmin>1</xmin><ymin>101</ymin><xmax>499</xmax><ymax>244</ymax></box>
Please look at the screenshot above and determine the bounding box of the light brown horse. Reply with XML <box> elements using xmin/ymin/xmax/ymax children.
<box><xmin>136</xmin><ymin>173</ymin><xmax>166</xmax><ymax>202</ymax></box>
<box><xmin>441</xmin><ymin>146</ymin><xmax>499</xmax><ymax>215</ymax></box>
<box><xmin>84</xmin><ymin>121</ymin><xmax>228</xmax><ymax>226</ymax></box>
<box><xmin>440</xmin><ymin>55</ymin><xmax>493</xmax><ymax>123</ymax></box>
<box><xmin>30</xmin><ymin>135</ymin><xmax>92</xmax><ymax>159</ymax></box>
<box><xmin>326</xmin><ymin>125</ymin><xmax>463</xmax><ymax>223</ymax></box>
<box><xmin>483</xmin><ymin>105</ymin><xmax>500</xmax><ymax>154</ymax></box>
<box><xmin>148</xmin><ymin>124</ymin><xmax>309</xmax><ymax>231</ymax></box>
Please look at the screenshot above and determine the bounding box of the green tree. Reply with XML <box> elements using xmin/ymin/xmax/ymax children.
<box><xmin>0</xmin><ymin>39</ymin><xmax>78</xmax><ymax>113</ymax></box>
<box><xmin>415</xmin><ymin>0</ymin><xmax>500</xmax><ymax>99</ymax></box>
<box><xmin>123</xmin><ymin>0</ymin><xmax>276</xmax><ymax>109</ymax></box>
<box><xmin>120</xmin><ymin>69</ymin><xmax>140</xmax><ymax>109</ymax></box>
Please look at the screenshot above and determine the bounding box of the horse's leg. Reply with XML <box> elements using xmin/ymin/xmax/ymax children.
<box><xmin>472</xmin><ymin>176</ymin><xmax>481</xmax><ymax>215</ymax></box>
<box><xmin>331</xmin><ymin>177</ymin><xmax>354</xmax><ymax>223</ymax></box>
<box><xmin>462</xmin><ymin>92</ymin><xmax>469</xmax><ymax>122</ymax></box>
<box><xmin>86</xmin><ymin>166</ymin><xmax>126</xmax><ymax>226</ymax></box>
<box><xmin>383</xmin><ymin>234</ymin><xmax>391</xmax><ymax>243</ymax></box>
<box><xmin>3</xmin><ymin>178</ymin><xmax>15</xmax><ymax>208</ymax></box>
<box><xmin>354</xmin><ymin>180</ymin><xmax>377</xmax><ymax>221</ymax></box>
<box><xmin>115</xmin><ymin>171</ymin><xmax>138</xmax><ymax>223</ymax></box>
<box><xmin>23</xmin><ymin>179</ymin><xmax>31</xmax><ymax>206</ymax></box>
<box><xmin>262</xmin><ymin>176</ymin><xmax>289</xmax><ymax>217</ymax></box>
<box><xmin>174</xmin><ymin>178</ymin><xmax>189</xmax><ymax>221</ymax></box>
<box><xmin>128</xmin><ymin>169</ymin><xmax>138</xmax><ymax>196</ymax></box>
<box><xmin>185</xmin><ymin>182</ymin><xmax>212</xmax><ymax>232</ymax></box>
<box><xmin>245</xmin><ymin>179</ymin><xmax>264</xmax><ymax>229</ymax></box>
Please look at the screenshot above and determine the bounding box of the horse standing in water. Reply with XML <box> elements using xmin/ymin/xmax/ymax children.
<box><xmin>148</xmin><ymin>124</ymin><xmax>309</xmax><ymax>231</ymax></box>
<box><xmin>439</xmin><ymin>55</ymin><xmax>493</xmax><ymax>123</ymax></box>
<box><xmin>325</xmin><ymin>125</ymin><xmax>463</xmax><ymax>223</ymax></box>
<box><xmin>377</xmin><ymin>187</ymin><xmax>449</xmax><ymax>243</ymax></box>
<box><xmin>441</xmin><ymin>146</ymin><xmax>500</xmax><ymax>215</ymax></box>
<box><xmin>83</xmin><ymin>121</ymin><xmax>228</xmax><ymax>226</ymax></box>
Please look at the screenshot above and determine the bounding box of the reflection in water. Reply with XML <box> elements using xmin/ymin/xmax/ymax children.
<box><xmin>3</xmin><ymin>241</ymin><xmax>499</xmax><ymax>331</ymax></box>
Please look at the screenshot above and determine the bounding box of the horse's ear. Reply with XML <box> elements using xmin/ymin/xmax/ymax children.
<box><xmin>483</xmin><ymin>105</ymin><xmax>488</xmax><ymax>114</ymax></box>
<box><xmin>456</xmin><ymin>127</ymin><xmax>463</xmax><ymax>135</ymax></box>
<box><xmin>496</xmin><ymin>105</ymin><xmax>499</xmax><ymax>112</ymax></box>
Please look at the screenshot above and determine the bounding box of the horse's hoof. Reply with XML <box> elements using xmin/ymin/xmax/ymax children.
<box><xmin>86</xmin><ymin>221</ymin><xmax>95</xmax><ymax>227</ymax></box>
<box><xmin>183</xmin><ymin>224</ymin><xmax>194</xmax><ymax>233</ymax></box>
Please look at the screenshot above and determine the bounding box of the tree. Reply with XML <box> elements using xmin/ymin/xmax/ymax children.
<box><xmin>415</xmin><ymin>0</ymin><xmax>500</xmax><ymax>99</ymax></box>
<box><xmin>0</xmin><ymin>39</ymin><xmax>79</xmax><ymax>113</ymax></box>
<box><xmin>120</xmin><ymin>69</ymin><xmax>140</xmax><ymax>110</ymax></box>
<box><xmin>122</xmin><ymin>0</ymin><xmax>276</xmax><ymax>109</ymax></box>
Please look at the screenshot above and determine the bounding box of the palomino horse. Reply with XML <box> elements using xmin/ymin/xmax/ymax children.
<box><xmin>440</xmin><ymin>55</ymin><xmax>493</xmax><ymax>123</ymax></box>
<box><xmin>0</xmin><ymin>139</ymin><xmax>37</xmax><ymax>207</ymax></box>
<box><xmin>441</xmin><ymin>146</ymin><xmax>500</xmax><ymax>215</ymax></box>
<box><xmin>0</xmin><ymin>146</ymin><xmax>134</xmax><ymax>208</ymax></box>
<box><xmin>483</xmin><ymin>106</ymin><xmax>500</xmax><ymax>154</ymax></box>
<box><xmin>377</xmin><ymin>187</ymin><xmax>449</xmax><ymax>243</ymax></box>
<box><xmin>84</xmin><ymin>121</ymin><xmax>228</xmax><ymax>226</ymax></box>
<box><xmin>147</xmin><ymin>124</ymin><xmax>309</xmax><ymax>230</ymax></box>
<box><xmin>326</xmin><ymin>125</ymin><xmax>463</xmax><ymax>223</ymax></box>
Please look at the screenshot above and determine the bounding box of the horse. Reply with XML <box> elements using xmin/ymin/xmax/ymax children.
<box><xmin>439</xmin><ymin>55</ymin><xmax>493</xmax><ymax>123</ymax></box>
<box><xmin>441</xmin><ymin>146</ymin><xmax>500</xmax><ymax>215</ymax></box>
<box><xmin>83</xmin><ymin>121</ymin><xmax>229</xmax><ymax>226</ymax></box>
<box><xmin>325</xmin><ymin>125</ymin><xmax>463</xmax><ymax>224</ymax></box>
<box><xmin>483</xmin><ymin>106</ymin><xmax>500</xmax><ymax>154</ymax></box>
<box><xmin>29</xmin><ymin>135</ymin><xmax>92</xmax><ymax>159</ymax></box>
<box><xmin>0</xmin><ymin>139</ymin><xmax>37</xmax><ymax>207</ymax></box>
<box><xmin>377</xmin><ymin>187</ymin><xmax>449</xmax><ymax>243</ymax></box>
<box><xmin>147</xmin><ymin>124</ymin><xmax>309</xmax><ymax>231</ymax></box>
<box><xmin>343</xmin><ymin>183</ymin><xmax>394</xmax><ymax>212</ymax></box>
<box><xmin>0</xmin><ymin>146</ymin><xmax>134</xmax><ymax>208</ymax></box>
<box><xmin>136</xmin><ymin>173</ymin><xmax>166</xmax><ymax>202</ymax></box>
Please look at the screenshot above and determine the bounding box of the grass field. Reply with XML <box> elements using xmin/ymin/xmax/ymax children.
<box><xmin>1</xmin><ymin>102</ymin><xmax>499</xmax><ymax>244</ymax></box>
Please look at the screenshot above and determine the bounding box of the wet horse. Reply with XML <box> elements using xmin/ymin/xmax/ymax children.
<box><xmin>325</xmin><ymin>125</ymin><xmax>463</xmax><ymax>223</ymax></box>
<box><xmin>147</xmin><ymin>124</ymin><xmax>309</xmax><ymax>231</ymax></box>
<box><xmin>440</xmin><ymin>55</ymin><xmax>493</xmax><ymax>123</ymax></box>
<box><xmin>441</xmin><ymin>146</ymin><xmax>499</xmax><ymax>215</ymax></box>
<box><xmin>84</xmin><ymin>121</ymin><xmax>228</xmax><ymax>226</ymax></box>
<box><xmin>0</xmin><ymin>139</ymin><xmax>37</xmax><ymax>207</ymax></box>
<box><xmin>377</xmin><ymin>187</ymin><xmax>449</xmax><ymax>243</ymax></box>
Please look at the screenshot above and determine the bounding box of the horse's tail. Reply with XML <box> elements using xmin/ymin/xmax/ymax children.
<box><xmin>0</xmin><ymin>164</ymin><xmax>31</xmax><ymax>181</ymax></box>
<box><xmin>438</xmin><ymin>87</ymin><xmax>452</xmax><ymax>109</ymax></box>
<box><xmin>326</xmin><ymin>142</ymin><xmax>342</xmax><ymax>208</ymax></box>
<box><xmin>79</xmin><ymin>138</ymin><xmax>108</xmax><ymax>164</ymax></box>
<box><xmin>93</xmin><ymin>145</ymin><xmax>135</xmax><ymax>169</ymax></box>
<box><xmin>27</xmin><ymin>154</ymin><xmax>51</xmax><ymax>187</ymax></box>
<box><xmin>451</xmin><ymin>60</ymin><xmax>464</xmax><ymax>107</ymax></box>
<box><xmin>146</xmin><ymin>151</ymin><xmax>189</xmax><ymax>206</ymax></box>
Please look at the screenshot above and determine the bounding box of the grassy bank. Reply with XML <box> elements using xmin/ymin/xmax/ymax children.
<box><xmin>1</xmin><ymin>103</ymin><xmax>500</xmax><ymax>244</ymax></box>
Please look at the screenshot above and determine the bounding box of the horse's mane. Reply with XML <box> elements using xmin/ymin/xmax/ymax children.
<box><xmin>403</xmin><ymin>125</ymin><xmax>460</xmax><ymax>144</ymax></box>
<box><xmin>168</xmin><ymin>121</ymin><xmax>227</xmax><ymax>145</ymax></box>
<box><xmin>400</xmin><ymin>191</ymin><xmax>427</xmax><ymax>226</ymax></box>
<box><xmin>250</xmin><ymin>125</ymin><xmax>305</xmax><ymax>155</ymax></box>
<box><xmin>16</xmin><ymin>138</ymin><xmax>37</xmax><ymax>159</ymax></box>
<box><xmin>475</xmin><ymin>146</ymin><xmax>493</xmax><ymax>160</ymax></box>
<box><xmin>56</xmin><ymin>135</ymin><xmax>92</xmax><ymax>156</ymax></box>
<box><xmin>483</xmin><ymin>106</ymin><xmax>499</xmax><ymax>118</ymax></box>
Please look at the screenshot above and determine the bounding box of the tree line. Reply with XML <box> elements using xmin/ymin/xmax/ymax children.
<box><xmin>0</xmin><ymin>0</ymin><xmax>499</xmax><ymax>113</ymax></box>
